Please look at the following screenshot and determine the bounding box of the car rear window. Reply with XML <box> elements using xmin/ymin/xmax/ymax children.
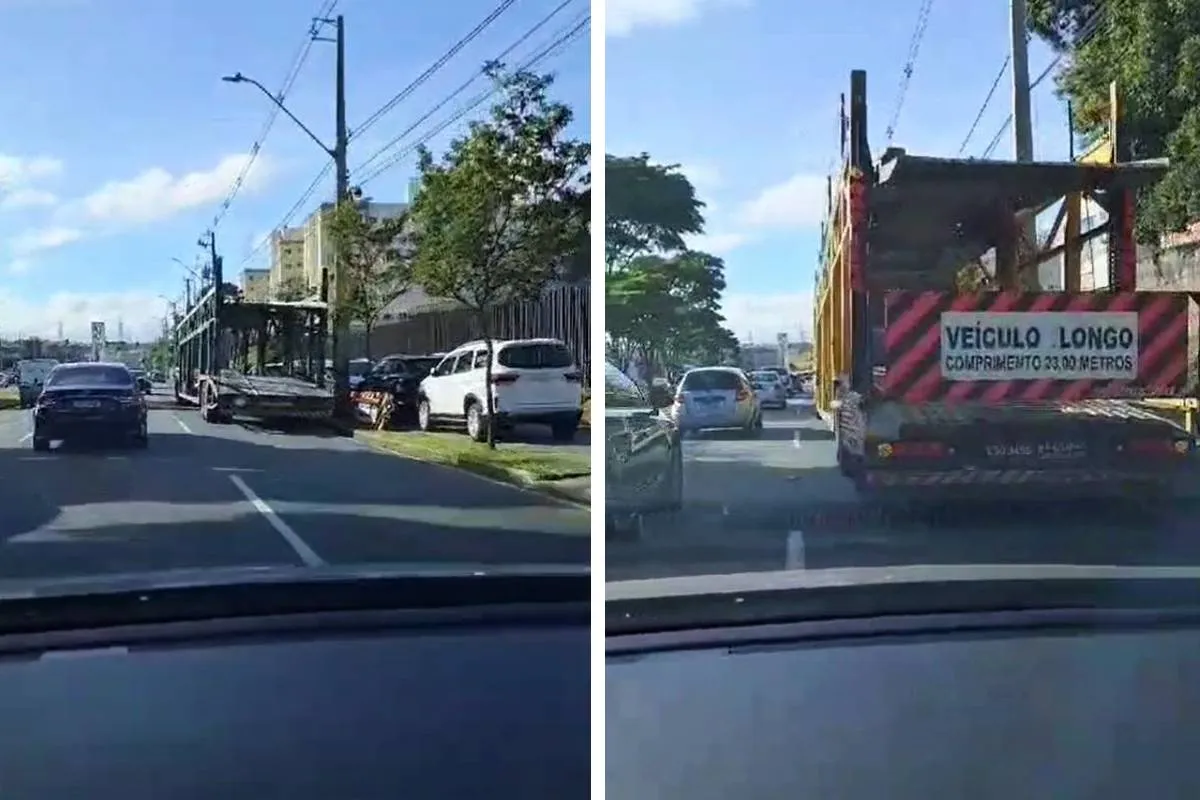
<box><xmin>497</xmin><ymin>343</ymin><xmax>573</xmax><ymax>369</ymax></box>
<box><xmin>682</xmin><ymin>370</ymin><xmax>742</xmax><ymax>392</ymax></box>
<box><xmin>47</xmin><ymin>365</ymin><xmax>133</xmax><ymax>387</ymax></box>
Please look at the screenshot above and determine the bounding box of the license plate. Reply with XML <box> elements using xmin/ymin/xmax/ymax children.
<box><xmin>985</xmin><ymin>442</ymin><xmax>1086</xmax><ymax>459</ymax></box>
<box><xmin>73</xmin><ymin>400</ymin><xmax>100</xmax><ymax>409</ymax></box>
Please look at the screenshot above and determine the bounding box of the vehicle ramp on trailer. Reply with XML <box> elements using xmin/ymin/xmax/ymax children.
<box><xmin>868</xmin><ymin>150</ymin><xmax>1168</xmax><ymax>288</ymax></box>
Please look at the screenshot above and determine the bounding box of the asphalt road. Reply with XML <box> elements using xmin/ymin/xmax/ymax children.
<box><xmin>607</xmin><ymin>399</ymin><xmax>1200</xmax><ymax>581</ymax></box>
<box><xmin>0</xmin><ymin>387</ymin><xmax>589</xmax><ymax>582</ymax></box>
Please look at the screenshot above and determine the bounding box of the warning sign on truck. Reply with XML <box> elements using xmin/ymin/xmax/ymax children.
<box><xmin>939</xmin><ymin>310</ymin><xmax>1139</xmax><ymax>381</ymax></box>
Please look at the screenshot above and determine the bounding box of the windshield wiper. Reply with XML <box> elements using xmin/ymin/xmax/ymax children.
<box><xmin>0</xmin><ymin>564</ymin><xmax>589</xmax><ymax>636</ymax></box>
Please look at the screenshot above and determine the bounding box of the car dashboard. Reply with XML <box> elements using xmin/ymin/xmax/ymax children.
<box><xmin>0</xmin><ymin>606</ymin><xmax>589</xmax><ymax>798</ymax></box>
<box><xmin>608</xmin><ymin>606</ymin><xmax>1200</xmax><ymax>799</ymax></box>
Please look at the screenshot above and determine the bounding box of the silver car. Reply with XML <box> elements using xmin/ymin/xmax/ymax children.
<box><xmin>671</xmin><ymin>366</ymin><xmax>762</xmax><ymax>437</ymax></box>
<box><xmin>749</xmin><ymin>370</ymin><xmax>788</xmax><ymax>409</ymax></box>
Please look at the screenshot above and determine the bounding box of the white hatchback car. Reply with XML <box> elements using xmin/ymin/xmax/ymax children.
<box><xmin>748</xmin><ymin>370</ymin><xmax>788</xmax><ymax>409</ymax></box>
<box><xmin>417</xmin><ymin>338</ymin><xmax>584</xmax><ymax>442</ymax></box>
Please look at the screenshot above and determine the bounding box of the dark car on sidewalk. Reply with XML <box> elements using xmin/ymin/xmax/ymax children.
<box><xmin>32</xmin><ymin>362</ymin><xmax>149</xmax><ymax>451</ymax></box>
<box><xmin>356</xmin><ymin>353</ymin><xmax>444</xmax><ymax>425</ymax></box>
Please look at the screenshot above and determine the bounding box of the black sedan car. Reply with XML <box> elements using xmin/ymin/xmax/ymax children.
<box><xmin>32</xmin><ymin>362</ymin><xmax>149</xmax><ymax>451</ymax></box>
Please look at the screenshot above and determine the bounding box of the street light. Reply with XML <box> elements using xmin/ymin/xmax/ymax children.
<box><xmin>171</xmin><ymin>257</ymin><xmax>199</xmax><ymax>279</ymax></box>
<box><xmin>222</xmin><ymin>73</ymin><xmax>335</xmax><ymax>158</ymax></box>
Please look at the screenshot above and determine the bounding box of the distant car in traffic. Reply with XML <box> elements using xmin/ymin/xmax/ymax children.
<box><xmin>748</xmin><ymin>369</ymin><xmax>788</xmax><ymax>409</ymax></box>
<box><xmin>31</xmin><ymin>362</ymin><xmax>149</xmax><ymax>451</ymax></box>
<box><xmin>671</xmin><ymin>366</ymin><xmax>762</xmax><ymax>437</ymax></box>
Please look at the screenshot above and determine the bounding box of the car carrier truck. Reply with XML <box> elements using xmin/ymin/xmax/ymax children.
<box><xmin>815</xmin><ymin>70</ymin><xmax>1198</xmax><ymax>499</ymax></box>
<box><xmin>173</xmin><ymin>255</ymin><xmax>334</xmax><ymax>426</ymax></box>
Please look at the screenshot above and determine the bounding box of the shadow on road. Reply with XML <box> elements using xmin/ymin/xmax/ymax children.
<box><xmin>0</xmin><ymin>410</ymin><xmax>589</xmax><ymax>581</ymax></box>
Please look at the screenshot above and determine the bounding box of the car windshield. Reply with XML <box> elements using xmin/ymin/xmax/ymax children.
<box><xmin>603</xmin><ymin>1</ymin><xmax>1200</xmax><ymax>630</ymax></box>
<box><xmin>0</xmin><ymin>6</ymin><xmax>591</xmax><ymax>604</ymax></box>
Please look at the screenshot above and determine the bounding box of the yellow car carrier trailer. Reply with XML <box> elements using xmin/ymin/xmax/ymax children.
<box><xmin>814</xmin><ymin>70</ymin><xmax>1198</xmax><ymax>498</ymax></box>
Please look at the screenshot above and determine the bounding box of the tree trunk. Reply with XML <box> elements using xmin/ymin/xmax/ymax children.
<box><xmin>364</xmin><ymin>321</ymin><xmax>373</xmax><ymax>360</ymax></box>
<box><xmin>482</xmin><ymin>322</ymin><xmax>497</xmax><ymax>450</ymax></box>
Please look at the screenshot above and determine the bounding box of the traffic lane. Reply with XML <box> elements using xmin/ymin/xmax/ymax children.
<box><xmin>608</xmin><ymin>486</ymin><xmax>1200</xmax><ymax>581</ymax></box>
<box><xmin>0</xmin><ymin>408</ymin><xmax>309</xmax><ymax>581</ymax></box>
<box><xmin>174</xmin><ymin>408</ymin><xmax>591</xmax><ymax>568</ymax></box>
<box><xmin>681</xmin><ymin>405</ymin><xmax>849</xmax><ymax>511</ymax></box>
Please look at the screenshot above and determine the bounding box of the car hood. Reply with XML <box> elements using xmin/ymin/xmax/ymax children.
<box><xmin>0</xmin><ymin>562</ymin><xmax>590</xmax><ymax>601</ymax></box>
<box><xmin>606</xmin><ymin>562</ymin><xmax>1200</xmax><ymax>601</ymax></box>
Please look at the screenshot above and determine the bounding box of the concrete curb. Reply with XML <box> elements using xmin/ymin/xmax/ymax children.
<box><xmin>352</xmin><ymin>431</ymin><xmax>591</xmax><ymax>509</ymax></box>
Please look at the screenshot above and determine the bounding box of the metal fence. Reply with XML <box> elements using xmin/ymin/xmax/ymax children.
<box><xmin>345</xmin><ymin>283</ymin><xmax>591</xmax><ymax>385</ymax></box>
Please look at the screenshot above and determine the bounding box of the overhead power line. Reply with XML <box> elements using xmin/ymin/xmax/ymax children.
<box><xmin>353</xmin><ymin>0</ymin><xmax>581</xmax><ymax>180</ymax></box>
<box><xmin>884</xmin><ymin>0</ymin><xmax>934</xmax><ymax>146</ymax></box>
<box><xmin>357</xmin><ymin>13</ymin><xmax>587</xmax><ymax>187</ymax></box>
<box><xmin>958</xmin><ymin>55</ymin><xmax>1011</xmax><ymax>155</ymax></box>
<box><xmin>237</xmin><ymin>163</ymin><xmax>332</xmax><ymax>269</ymax></box>
<box><xmin>238</xmin><ymin>0</ymin><xmax>586</xmax><ymax>270</ymax></box>
<box><xmin>210</xmin><ymin>0</ymin><xmax>338</xmax><ymax>231</ymax></box>
<box><xmin>349</xmin><ymin>0</ymin><xmax>520</xmax><ymax>141</ymax></box>
<box><xmin>980</xmin><ymin>54</ymin><xmax>1062</xmax><ymax>159</ymax></box>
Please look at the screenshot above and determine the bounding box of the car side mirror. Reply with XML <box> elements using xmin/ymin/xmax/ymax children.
<box><xmin>648</xmin><ymin>384</ymin><xmax>673</xmax><ymax>409</ymax></box>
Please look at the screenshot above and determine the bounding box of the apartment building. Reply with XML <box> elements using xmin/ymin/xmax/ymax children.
<box><xmin>301</xmin><ymin>199</ymin><xmax>409</xmax><ymax>304</ymax></box>
<box><xmin>241</xmin><ymin>268</ymin><xmax>270</xmax><ymax>302</ymax></box>
<box><xmin>269</xmin><ymin>227</ymin><xmax>306</xmax><ymax>299</ymax></box>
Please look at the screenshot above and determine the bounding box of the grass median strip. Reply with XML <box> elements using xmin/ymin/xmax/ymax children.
<box><xmin>359</xmin><ymin>431</ymin><xmax>590</xmax><ymax>485</ymax></box>
<box><xmin>0</xmin><ymin>389</ymin><xmax>19</xmax><ymax>411</ymax></box>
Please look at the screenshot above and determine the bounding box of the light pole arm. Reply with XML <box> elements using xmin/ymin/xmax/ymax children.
<box><xmin>224</xmin><ymin>73</ymin><xmax>335</xmax><ymax>158</ymax></box>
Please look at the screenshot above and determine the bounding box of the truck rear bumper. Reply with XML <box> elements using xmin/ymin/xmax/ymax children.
<box><xmin>858</xmin><ymin>465</ymin><xmax>1195</xmax><ymax>501</ymax></box>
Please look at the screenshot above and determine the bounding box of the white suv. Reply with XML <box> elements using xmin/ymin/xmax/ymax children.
<box><xmin>417</xmin><ymin>338</ymin><xmax>584</xmax><ymax>442</ymax></box>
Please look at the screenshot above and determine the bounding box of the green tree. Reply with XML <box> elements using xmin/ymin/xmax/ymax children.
<box><xmin>605</xmin><ymin>154</ymin><xmax>705</xmax><ymax>272</ymax></box>
<box><xmin>327</xmin><ymin>199</ymin><xmax>411</xmax><ymax>360</ymax></box>
<box><xmin>408</xmin><ymin>65</ymin><xmax>589</xmax><ymax>447</ymax></box>
<box><xmin>605</xmin><ymin>156</ymin><xmax>737</xmax><ymax>376</ymax></box>
<box><xmin>607</xmin><ymin>251</ymin><xmax>737</xmax><ymax>374</ymax></box>
<box><xmin>1027</xmin><ymin>0</ymin><xmax>1200</xmax><ymax>241</ymax></box>
<box><xmin>274</xmin><ymin>275</ymin><xmax>309</xmax><ymax>302</ymax></box>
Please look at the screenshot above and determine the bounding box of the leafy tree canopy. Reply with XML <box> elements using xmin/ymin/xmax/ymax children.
<box><xmin>604</xmin><ymin>155</ymin><xmax>705</xmax><ymax>271</ymax></box>
<box><xmin>327</xmin><ymin>199</ymin><xmax>411</xmax><ymax>357</ymax></box>
<box><xmin>1027</xmin><ymin>0</ymin><xmax>1200</xmax><ymax>241</ymax></box>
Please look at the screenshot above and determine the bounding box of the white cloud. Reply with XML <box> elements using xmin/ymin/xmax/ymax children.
<box><xmin>6</xmin><ymin>258</ymin><xmax>32</xmax><ymax>275</ymax></box>
<box><xmin>736</xmin><ymin>172</ymin><xmax>827</xmax><ymax>231</ymax></box>
<box><xmin>80</xmin><ymin>153</ymin><xmax>272</xmax><ymax>226</ymax></box>
<box><xmin>607</xmin><ymin>0</ymin><xmax>750</xmax><ymax>37</ymax></box>
<box><xmin>685</xmin><ymin>231</ymin><xmax>748</xmax><ymax>254</ymax></box>
<box><xmin>10</xmin><ymin>226</ymin><xmax>82</xmax><ymax>256</ymax></box>
<box><xmin>0</xmin><ymin>188</ymin><xmax>57</xmax><ymax>210</ymax></box>
<box><xmin>0</xmin><ymin>154</ymin><xmax>63</xmax><ymax>188</ymax></box>
<box><xmin>721</xmin><ymin>291</ymin><xmax>814</xmax><ymax>345</ymax></box>
<box><xmin>0</xmin><ymin>290</ymin><xmax>170</xmax><ymax>342</ymax></box>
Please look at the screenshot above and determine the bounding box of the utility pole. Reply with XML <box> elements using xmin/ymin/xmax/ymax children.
<box><xmin>1010</xmin><ymin>0</ymin><xmax>1040</xmax><ymax>288</ymax></box>
<box><xmin>321</xmin><ymin>13</ymin><xmax>350</xmax><ymax>409</ymax></box>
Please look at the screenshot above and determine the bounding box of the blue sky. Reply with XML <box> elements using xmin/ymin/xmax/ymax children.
<box><xmin>0</xmin><ymin>0</ymin><xmax>589</xmax><ymax>342</ymax></box>
<box><xmin>606</xmin><ymin>0</ymin><xmax>1074</xmax><ymax>345</ymax></box>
